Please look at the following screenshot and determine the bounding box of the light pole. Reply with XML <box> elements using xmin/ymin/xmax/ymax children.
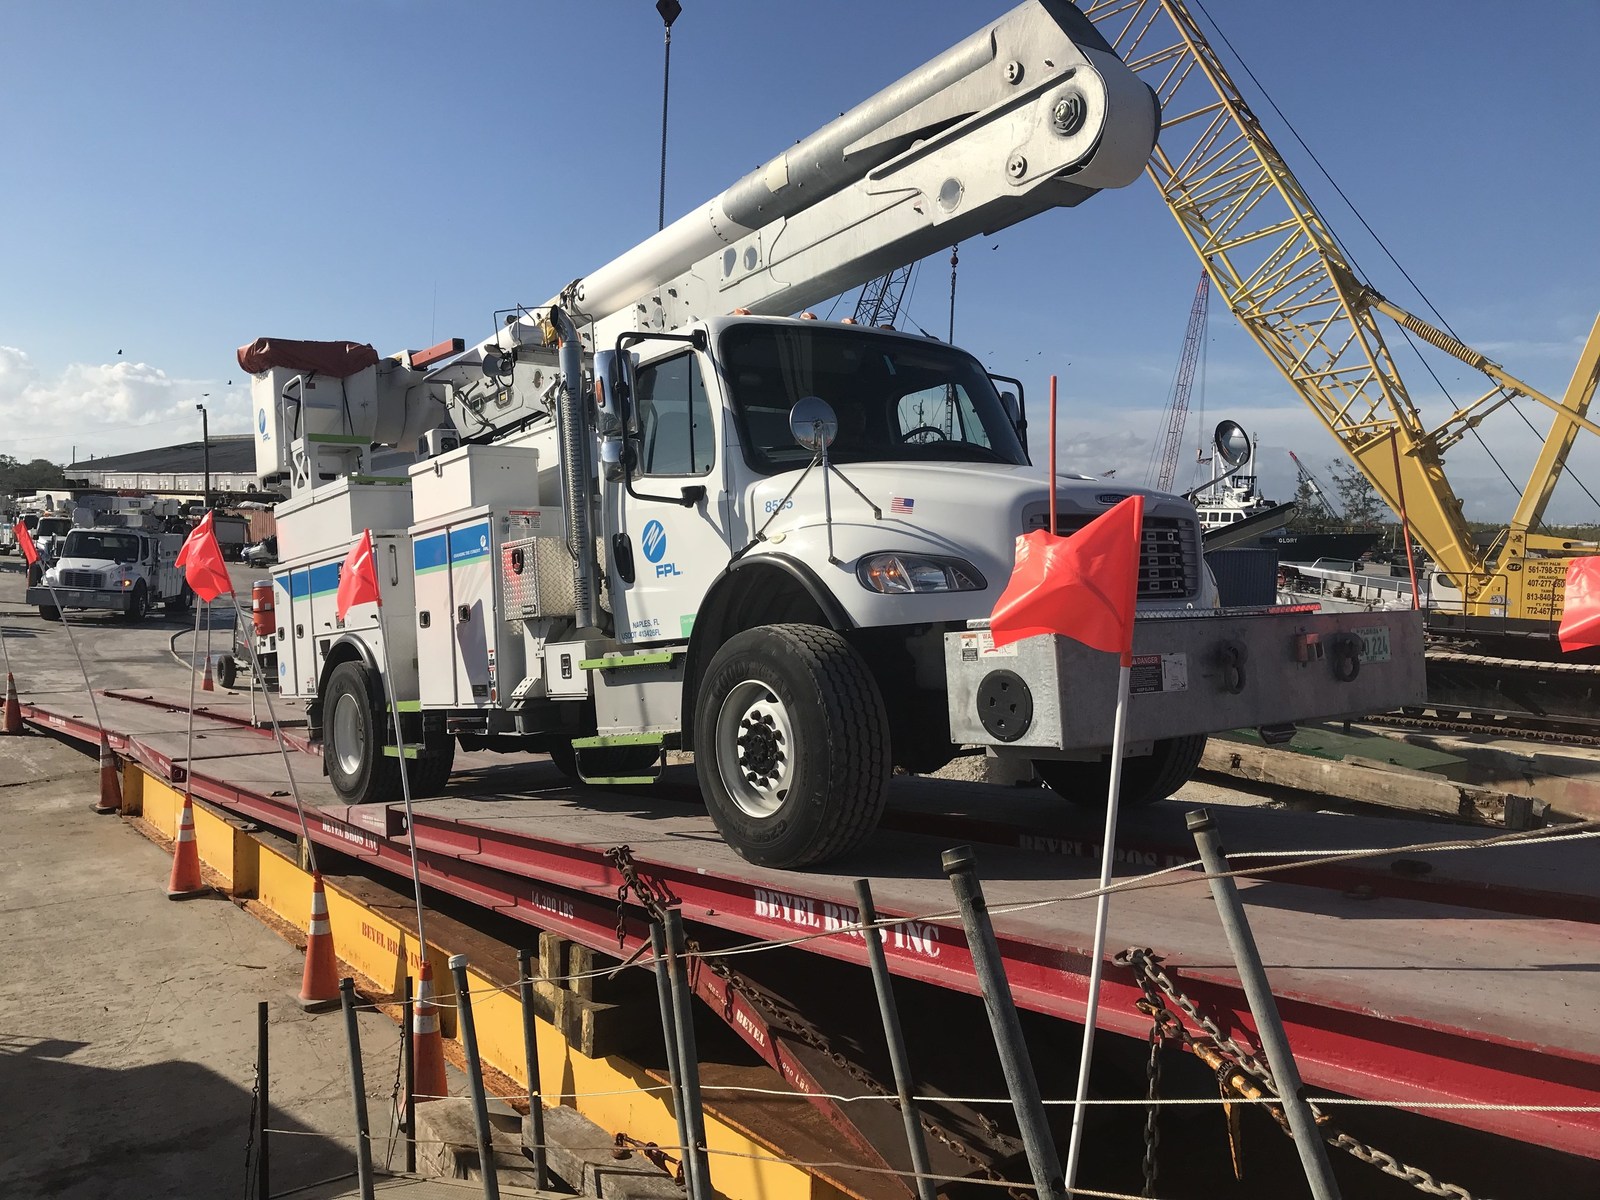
<box><xmin>195</xmin><ymin>395</ymin><xmax>211</xmax><ymax>511</ymax></box>
<box><xmin>656</xmin><ymin>0</ymin><xmax>682</xmax><ymax>232</ymax></box>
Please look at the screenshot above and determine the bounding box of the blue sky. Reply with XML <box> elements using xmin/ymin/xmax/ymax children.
<box><xmin>3</xmin><ymin>1</ymin><xmax>1597</xmax><ymax>523</ymax></box>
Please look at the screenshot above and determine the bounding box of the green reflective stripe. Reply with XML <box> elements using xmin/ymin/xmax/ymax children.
<box><xmin>306</xmin><ymin>433</ymin><xmax>368</xmax><ymax>445</ymax></box>
<box><xmin>570</xmin><ymin>733</ymin><xmax>665</xmax><ymax>748</ymax></box>
<box><xmin>578</xmin><ymin>652</ymin><xmax>676</xmax><ymax>670</ymax></box>
<box><xmin>394</xmin><ymin>700</ymin><xmax>422</xmax><ymax>712</ymax></box>
<box><xmin>349</xmin><ymin>475</ymin><xmax>409</xmax><ymax>485</ymax></box>
<box><xmin>582</xmin><ymin>775</ymin><xmax>658</xmax><ymax>786</ymax></box>
<box><xmin>383</xmin><ymin>745</ymin><xmax>421</xmax><ymax>759</ymax></box>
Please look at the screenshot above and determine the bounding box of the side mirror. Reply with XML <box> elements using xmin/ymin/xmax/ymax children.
<box><xmin>789</xmin><ymin>396</ymin><xmax>838</xmax><ymax>451</ymax></box>
<box><xmin>593</xmin><ymin>349</ymin><xmax>634</xmax><ymax>437</ymax></box>
<box><xmin>998</xmin><ymin>390</ymin><xmax>1020</xmax><ymax>428</ymax></box>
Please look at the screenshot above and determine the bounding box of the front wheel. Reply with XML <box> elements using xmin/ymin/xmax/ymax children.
<box><xmin>123</xmin><ymin>583</ymin><xmax>148</xmax><ymax>623</ymax></box>
<box><xmin>694</xmin><ymin>624</ymin><xmax>890</xmax><ymax>869</ymax></box>
<box><xmin>324</xmin><ymin>660</ymin><xmax>401</xmax><ymax>804</ymax></box>
<box><xmin>38</xmin><ymin>604</ymin><xmax>60</xmax><ymax>621</ymax></box>
<box><xmin>1034</xmin><ymin>735</ymin><xmax>1207</xmax><ymax>809</ymax></box>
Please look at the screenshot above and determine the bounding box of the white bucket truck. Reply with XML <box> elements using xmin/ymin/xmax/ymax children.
<box><xmin>25</xmin><ymin>498</ymin><xmax>192</xmax><ymax>620</ymax></box>
<box><xmin>242</xmin><ymin>0</ymin><xmax>1425</xmax><ymax>867</ymax></box>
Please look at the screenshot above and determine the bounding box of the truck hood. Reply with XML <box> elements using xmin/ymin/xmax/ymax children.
<box><xmin>739</xmin><ymin>461</ymin><xmax>1207</xmax><ymax>627</ymax></box>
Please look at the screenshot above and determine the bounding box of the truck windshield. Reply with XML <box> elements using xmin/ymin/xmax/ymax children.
<box><xmin>720</xmin><ymin>324</ymin><xmax>1028</xmax><ymax>474</ymax></box>
<box><xmin>63</xmin><ymin>531</ymin><xmax>142</xmax><ymax>563</ymax></box>
<box><xmin>37</xmin><ymin>518</ymin><xmax>71</xmax><ymax>537</ymax></box>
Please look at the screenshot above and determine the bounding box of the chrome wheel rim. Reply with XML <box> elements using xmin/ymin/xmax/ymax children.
<box><xmin>714</xmin><ymin>679</ymin><xmax>795</xmax><ymax>819</ymax></box>
<box><xmin>332</xmin><ymin>691</ymin><xmax>367</xmax><ymax>779</ymax></box>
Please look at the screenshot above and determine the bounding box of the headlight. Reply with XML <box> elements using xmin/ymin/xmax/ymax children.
<box><xmin>120</xmin><ymin>578</ymin><xmax>134</xmax><ymax>588</ymax></box>
<box><xmin>856</xmin><ymin>553</ymin><xmax>986</xmax><ymax>594</ymax></box>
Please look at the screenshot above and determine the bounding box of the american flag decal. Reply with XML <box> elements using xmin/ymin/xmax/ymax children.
<box><xmin>890</xmin><ymin>496</ymin><xmax>915</xmax><ymax>514</ymax></box>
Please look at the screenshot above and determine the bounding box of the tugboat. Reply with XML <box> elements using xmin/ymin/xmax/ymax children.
<box><xmin>1194</xmin><ymin>432</ymin><xmax>1381</xmax><ymax>564</ymax></box>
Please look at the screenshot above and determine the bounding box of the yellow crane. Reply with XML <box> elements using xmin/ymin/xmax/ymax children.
<box><xmin>1081</xmin><ymin>0</ymin><xmax>1600</xmax><ymax>640</ymax></box>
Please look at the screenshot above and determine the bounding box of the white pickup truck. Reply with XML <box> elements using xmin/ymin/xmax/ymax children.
<box><xmin>26</xmin><ymin>526</ymin><xmax>192</xmax><ymax>620</ymax></box>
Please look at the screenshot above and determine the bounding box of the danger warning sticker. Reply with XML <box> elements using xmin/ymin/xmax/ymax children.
<box><xmin>1130</xmin><ymin>653</ymin><xmax>1187</xmax><ymax>695</ymax></box>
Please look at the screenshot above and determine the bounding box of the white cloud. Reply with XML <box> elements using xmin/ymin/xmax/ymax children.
<box><xmin>0</xmin><ymin>346</ymin><xmax>250</xmax><ymax>466</ymax></box>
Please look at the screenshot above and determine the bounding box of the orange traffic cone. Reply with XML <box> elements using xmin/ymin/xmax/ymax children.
<box><xmin>201</xmin><ymin>654</ymin><xmax>215</xmax><ymax>692</ymax></box>
<box><xmin>298</xmin><ymin>872</ymin><xmax>340</xmax><ymax>1012</ymax></box>
<box><xmin>3</xmin><ymin>672</ymin><xmax>22</xmax><ymax>735</ymax></box>
<box><xmin>411</xmin><ymin>959</ymin><xmax>449</xmax><ymax>1103</ymax></box>
<box><xmin>93</xmin><ymin>734</ymin><xmax>122</xmax><ymax>815</ymax></box>
<box><xmin>166</xmin><ymin>793</ymin><xmax>208</xmax><ymax>898</ymax></box>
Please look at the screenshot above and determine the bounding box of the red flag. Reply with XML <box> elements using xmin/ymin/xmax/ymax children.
<box><xmin>336</xmin><ymin>529</ymin><xmax>381</xmax><ymax>620</ymax></box>
<box><xmin>989</xmin><ymin>495</ymin><xmax>1144</xmax><ymax>663</ymax></box>
<box><xmin>1558</xmin><ymin>556</ymin><xmax>1600</xmax><ymax>653</ymax></box>
<box><xmin>175</xmin><ymin>511</ymin><xmax>233</xmax><ymax>602</ymax></box>
<box><xmin>14</xmin><ymin>521</ymin><xmax>38</xmax><ymax>567</ymax></box>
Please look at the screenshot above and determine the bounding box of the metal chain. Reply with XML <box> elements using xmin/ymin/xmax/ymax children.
<box><xmin>615</xmin><ymin>1130</ymin><xmax>685</xmax><ymax>1184</ymax></box>
<box><xmin>241</xmin><ymin>1065</ymin><xmax>260</xmax><ymax>1200</ymax></box>
<box><xmin>605</xmin><ymin>844</ymin><xmax>676</xmax><ymax>948</ymax></box>
<box><xmin>1139</xmin><ymin>1000</ymin><xmax>1166</xmax><ymax>1197</ymax></box>
<box><xmin>1115</xmin><ymin>947</ymin><xmax>1490</xmax><ymax>1200</ymax></box>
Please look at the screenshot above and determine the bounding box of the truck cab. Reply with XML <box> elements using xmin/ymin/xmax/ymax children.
<box><xmin>28</xmin><ymin>526</ymin><xmax>191</xmax><ymax>621</ymax></box>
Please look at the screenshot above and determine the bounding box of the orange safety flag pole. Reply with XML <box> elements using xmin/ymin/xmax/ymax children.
<box><xmin>336</xmin><ymin>529</ymin><xmax>381</xmax><ymax>620</ymax></box>
<box><xmin>175</xmin><ymin>512</ymin><xmax>233</xmax><ymax>602</ymax></box>
<box><xmin>989</xmin><ymin>494</ymin><xmax>1143</xmax><ymax>661</ymax></box>
<box><xmin>15</xmin><ymin>520</ymin><xmax>38</xmax><ymax>566</ymax></box>
<box><xmin>1558</xmin><ymin>556</ymin><xmax>1600</xmax><ymax>653</ymax></box>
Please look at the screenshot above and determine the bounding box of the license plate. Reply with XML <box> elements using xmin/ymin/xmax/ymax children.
<box><xmin>1354</xmin><ymin>625</ymin><xmax>1391</xmax><ymax>663</ymax></box>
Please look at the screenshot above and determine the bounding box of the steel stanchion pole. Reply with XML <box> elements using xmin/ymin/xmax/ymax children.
<box><xmin>664</xmin><ymin>909</ymin><xmax>713</xmax><ymax>1200</ymax></box>
<box><xmin>449</xmin><ymin>955</ymin><xmax>501</xmax><ymax>1200</ymax></box>
<box><xmin>518</xmin><ymin>946</ymin><xmax>550</xmax><ymax>1189</ymax></box>
<box><xmin>854</xmin><ymin>879</ymin><xmax>937</xmax><ymax>1200</ymax></box>
<box><xmin>1188</xmin><ymin>809</ymin><xmax>1342</xmax><ymax>1200</ymax></box>
<box><xmin>402</xmin><ymin>973</ymin><xmax>416</xmax><ymax>1175</ymax></box>
<box><xmin>339</xmin><ymin>978</ymin><xmax>376</xmax><ymax>1200</ymax></box>
<box><xmin>650</xmin><ymin>920</ymin><xmax>693</xmax><ymax>1186</ymax></box>
<box><xmin>257</xmin><ymin>1000</ymin><xmax>270</xmax><ymax>1200</ymax></box>
<box><xmin>942</xmin><ymin>846</ymin><xmax>1065</xmax><ymax>1200</ymax></box>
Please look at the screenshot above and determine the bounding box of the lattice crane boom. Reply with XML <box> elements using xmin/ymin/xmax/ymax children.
<box><xmin>1154</xmin><ymin>271</ymin><xmax>1209</xmax><ymax>490</ymax></box>
<box><xmin>1082</xmin><ymin>0</ymin><xmax>1600</xmax><ymax>628</ymax></box>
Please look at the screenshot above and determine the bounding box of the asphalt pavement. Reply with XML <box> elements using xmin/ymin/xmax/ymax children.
<box><xmin>0</xmin><ymin>556</ymin><xmax>404</xmax><ymax>1199</ymax></box>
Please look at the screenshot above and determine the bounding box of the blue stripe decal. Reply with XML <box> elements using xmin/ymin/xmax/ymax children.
<box><xmin>309</xmin><ymin>562</ymin><xmax>342</xmax><ymax>597</ymax></box>
<box><xmin>448</xmin><ymin>522</ymin><xmax>491</xmax><ymax>564</ymax></box>
<box><xmin>290</xmin><ymin>570</ymin><xmax>310</xmax><ymax>599</ymax></box>
<box><xmin>414</xmin><ymin>533</ymin><xmax>447</xmax><ymax>573</ymax></box>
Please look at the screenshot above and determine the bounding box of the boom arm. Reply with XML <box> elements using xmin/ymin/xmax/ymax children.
<box><xmin>436</xmin><ymin>0</ymin><xmax>1158</xmax><ymax>432</ymax></box>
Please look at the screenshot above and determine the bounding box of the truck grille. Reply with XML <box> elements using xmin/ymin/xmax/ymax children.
<box><xmin>60</xmin><ymin>570</ymin><xmax>103</xmax><ymax>589</ymax></box>
<box><xmin>1026</xmin><ymin>513</ymin><xmax>1199</xmax><ymax>600</ymax></box>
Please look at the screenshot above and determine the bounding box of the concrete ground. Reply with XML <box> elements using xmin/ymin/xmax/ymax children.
<box><xmin>0</xmin><ymin>557</ymin><xmax>406</xmax><ymax>1199</ymax></box>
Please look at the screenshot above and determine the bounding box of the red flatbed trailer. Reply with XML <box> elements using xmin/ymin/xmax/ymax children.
<box><xmin>23</xmin><ymin>687</ymin><xmax>1600</xmax><ymax>1168</ymax></box>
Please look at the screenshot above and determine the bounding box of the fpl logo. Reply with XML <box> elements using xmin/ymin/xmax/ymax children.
<box><xmin>642</xmin><ymin>520</ymin><xmax>678</xmax><ymax>577</ymax></box>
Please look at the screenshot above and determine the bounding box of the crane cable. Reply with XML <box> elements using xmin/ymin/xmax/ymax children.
<box><xmin>1190</xmin><ymin>0</ymin><xmax>1596</xmax><ymax>528</ymax></box>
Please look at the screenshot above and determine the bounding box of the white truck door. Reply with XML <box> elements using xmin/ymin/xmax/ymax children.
<box><xmin>607</xmin><ymin>348</ymin><xmax>731</xmax><ymax>644</ymax></box>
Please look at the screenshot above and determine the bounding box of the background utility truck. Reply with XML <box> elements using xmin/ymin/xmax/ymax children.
<box><xmin>241</xmin><ymin>0</ymin><xmax>1425</xmax><ymax>867</ymax></box>
<box><xmin>26</xmin><ymin>498</ymin><xmax>193</xmax><ymax>621</ymax></box>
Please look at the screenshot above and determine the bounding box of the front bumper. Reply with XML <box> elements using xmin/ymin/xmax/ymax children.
<box><xmin>946</xmin><ymin>607</ymin><xmax>1426</xmax><ymax>754</ymax></box>
<box><xmin>26</xmin><ymin>586</ymin><xmax>134</xmax><ymax>612</ymax></box>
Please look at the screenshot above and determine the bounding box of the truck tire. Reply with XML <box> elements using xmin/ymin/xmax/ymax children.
<box><xmin>38</xmin><ymin>604</ymin><xmax>60</xmax><ymax>622</ymax></box>
<box><xmin>214</xmin><ymin>655</ymin><xmax>238</xmax><ymax>690</ymax></box>
<box><xmin>1034</xmin><ymin>735</ymin><xmax>1207</xmax><ymax>809</ymax></box>
<box><xmin>165</xmin><ymin>586</ymin><xmax>192</xmax><ymax>614</ymax></box>
<box><xmin>324</xmin><ymin>660</ymin><xmax>402</xmax><ymax>805</ymax></box>
<box><xmin>694</xmin><ymin>623</ymin><xmax>890</xmax><ymax>869</ymax></box>
<box><xmin>124</xmin><ymin>582</ymin><xmax>148</xmax><ymax>623</ymax></box>
<box><xmin>412</xmin><ymin>730</ymin><xmax>456</xmax><ymax>798</ymax></box>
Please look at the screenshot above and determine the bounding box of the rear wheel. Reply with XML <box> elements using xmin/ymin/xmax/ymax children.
<box><xmin>324</xmin><ymin>660</ymin><xmax>401</xmax><ymax>804</ymax></box>
<box><xmin>694</xmin><ymin>624</ymin><xmax>890</xmax><ymax>869</ymax></box>
<box><xmin>1034</xmin><ymin>735</ymin><xmax>1207</xmax><ymax>809</ymax></box>
<box><xmin>165</xmin><ymin>586</ymin><xmax>193</xmax><ymax>613</ymax></box>
<box><xmin>214</xmin><ymin>655</ymin><xmax>238</xmax><ymax>690</ymax></box>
